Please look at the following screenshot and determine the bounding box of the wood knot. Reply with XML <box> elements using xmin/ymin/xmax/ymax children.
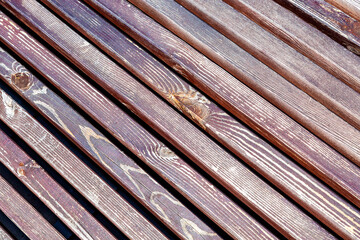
<box><xmin>11</xmin><ymin>72</ymin><xmax>33</xmax><ymax>91</ymax></box>
<box><xmin>159</xmin><ymin>146</ymin><xmax>177</xmax><ymax>159</ymax></box>
<box><xmin>168</xmin><ymin>90</ymin><xmax>210</xmax><ymax>129</ymax></box>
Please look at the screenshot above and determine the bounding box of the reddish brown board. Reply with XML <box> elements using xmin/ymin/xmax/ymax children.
<box><xmin>0</xmin><ymin>50</ymin><xmax>219</xmax><ymax>240</ymax></box>
<box><xmin>222</xmin><ymin>0</ymin><xmax>360</xmax><ymax>93</ymax></box>
<box><xmin>0</xmin><ymin>174</ymin><xmax>65</xmax><ymax>239</ymax></box>
<box><xmin>32</xmin><ymin>1</ymin><xmax>360</xmax><ymax>238</ymax></box>
<box><xmin>176</xmin><ymin>0</ymin><xmax>360</xmax><ymax>131</ymax></box>
<box><xmin>81</xmin><ymin>0</ymin><xmax>360</xmax><ymax>208</ymax></box>
<box><xmin>0</xmin><ymin>79</ymin><xmax>167</xmax><ymax>240</ymax></box>
<box><xmin>276</xmin><ymin>0</ymin><xmax>360</xmax><ymax>56</ymax></box>
<box><xmin>0</xmin><ymin>128</ymin><xmax>116</xmax><ymax>240</ymax></box>
<box><xmin>326</xmin><ymin>0</ymin><xmax>360</xmax><ymax>21</ymax></box>
<box><xmin>0</xmin><ymin>9</ymin><xmax>336</xmax><ymax>240</ymax></box>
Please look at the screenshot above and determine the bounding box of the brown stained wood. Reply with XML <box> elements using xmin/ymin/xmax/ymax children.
<box><xmin>276</xmin><ymin>0</ymin><xmax>360</xmax><ymax>56</ymax></box>
<box><xmin>31</xmin><ymin>1</ymin><xmax>360</xmax><ymax>238</ymax></box>
<box><xmin>0</xmin><ymin>50</ymin><xmax>219</xmax><ymax>240</ymax></box>
<box><xmin>177</xmin><ymin>0</ymin><xmax>360</xmax><ymax>132</ymax></box>
<box><xmin>222</xmin><ymin>0</ymin><xmax>360</xmax><ymax>94</ymax></box>
<box><xmin>123</xmin><ymin>0</ymin><xmax>360</xmax><ymax>167</ymax></box>
<box><xmin>81</xmin><ymin>0</ymin><xmax>360</xmax><ymax>208</ymax></box>
<box><xmin>0</xmin><ymin>175</ymin><xmax>65</xmax><ymax>239</ymax></box>
<box><xmin>0</xmin><ymin>225</ymin><xmax>13</xmax><ymax>240</ymax></box>
<box><xmin>0</xmin><ymin>77</ymin><xmax>166</xmax><ymax>240</ymax></box>
<box><xmin>0</xmin><ymin>128</ymin><xmax>116</xmax><ymax>240</ymax></box>
<box><xmin>326</xmin><ymin>0</ymin><xmax>360</xmax><ymax>22</ymax></box>
<box><xmin>0</xmin><ymin>9</ymin><xmax>335</xmax><ymax>240</ymax></box>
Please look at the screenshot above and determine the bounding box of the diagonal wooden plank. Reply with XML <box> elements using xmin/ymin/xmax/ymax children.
<box><xmin>0</xmin><ymin>128</ymin><xmax>117</xmax><ymax>240</ymax></box>
<box><xmin>80</xmin><ymin>0</ymin><xmax>360</xmax><ymax>207</ymax></box>
<box><xmin>31</xmin><ymin>0</ymin><xmax>360</xmax><ymax>238</ymax></box>
<box><xmin>0</xmin><ymin>225</ymin><xmax>13</xmax><ymax>240</ymax></box>
<box><xmin>176</xmin><ymin>0</ymin><xmax>360</xmax><ymax>131</ymax></box>
<box><xmin>223</xmin><ymin>0</ymin><xmax>360</xmax><ymax>93</ymax></box>
<box><xmin>0</xmin><ymin>81</ymin><xmax>167</xmax><ymax>240</ymax></box>
<box><xmin>0</xmin><ymin>174</ymin><xmax>65</xmax><ymax>239</ymax></box>
<box><xmin>326</xmin><ymin>0</ymin><xmax>360</xmax><ymax>22</ymax></box>
<box><xmin>0</xmin><ymin>8</ymin><xmax>335</xmax><ymax>240</ymax></box>
<box><xmin>0</xmin><ymin>50</ymin><xmax>220</xmax><ymax>240</ymax></box>
<box><xmin>275</xmin><ymin>0</ymin><xmax>360</xmax><ymax>56</ymax></box>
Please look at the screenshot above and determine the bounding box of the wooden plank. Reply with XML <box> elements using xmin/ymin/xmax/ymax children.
<box><xmin>275</xmin><ymin>0</ymin><xmax>360</xmax><ymax>56</ymax></box>
<box><xmin>176</xmin><ymin>0</ymin><xmax>360</xmax><ymax>131</ymax></box>
<box><xmin>0</xmin><ymin>225</ymin><xmax>13</xmax><ymax>240</ymax></box>
<box><xmin>0</xmin><ymin>174</ymin><xmax>64</xmax><ymax>239</ymax></box>
<box><xmin>0</xmin><ymin>9</ymin><xmax>335</xmax><ymax>240</ymax></box>
<box><xmin>33</xmin><ymin>1</ymin><xmax>360</xmax><ymax>238</ymax></box>
<box><xmin>221</xmin><ymin>0</ymin><xmax>360</xmax><ymax>93</ymax></box>
<box><xmin>0</xmin><ymin>78</ymin><xmax>166</xmax><ymax>240</ymax></box>
<box><xmin>326</xmin><ymin>0</ymin><xmax>360</xmax><ymax>21</ymax></box>
<box><xmin>0</xmin><ymin>128</ymin><xmax>117</xmax><ymax>240</ymax></box>
<box><xmin>0</xmin><ymin>51</ymin><xmax>219</xmax><ymax>240</ymax></box>
<box><xmin>81</xmin><ymin>0</ymin><xmax>360</xmax><ymax>207</ymax></box>
<box><xmin>123</xmin><ymin>0</ymin><xmax>360</xmax><ymax>166</ymax></box>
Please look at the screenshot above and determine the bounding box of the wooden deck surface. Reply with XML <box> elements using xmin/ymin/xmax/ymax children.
<box><xmin>0</xmin><ymin>0</ymin><xmax>359</xmax><ymax>239</ymax></box>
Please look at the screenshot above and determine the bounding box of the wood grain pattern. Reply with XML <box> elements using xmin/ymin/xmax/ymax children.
<box><xmin>32</xmin><ymin>1</ymin><xmax>360</xmax><ymax>238</ymax></box>
<box><xmin>222</xmin><ymin>0</ymin><xmax>360</xmax><ymax>94</ymax></box>
<box><xmin>176</xmin><ymin>0</ymin><xmax>360</xmax><ymax>131</ymax></box>
<box><xmin>0</xmin><ymin>225</ymin><xmax>13</xmax><ymax>240</ymax></box>
<box><xmin>0</xmin><ymin>128</ymin><xmax>116</xmax><ymax>240</ymax></box>
<box><xmin>0</xmin><ymin>74</ymin><xmax>167</xmax><ymax>240</ymax></box>
<box><xmin>326</xmin><ymin>0</ymin><xmax>360</xmax><ymax>21</ymax></box>
<box><xmin>0</xmin><ymin>174</ymin><xmax>64</xmax><ymax>239</ymax></box>
<box><xmin>0</xmin><ymin>8</ymin><xmax>335</xmax><ymax>240</ymax></box>
<box><xmin>275</xmin><ymin>0</ymin><xmax>360</xmax><ymax>56</ymax></box>
<box><xmin>0</xmin><ymin>50</ymin><xmax>219</xmax><ymax>240</ymax></box>
<box><xmin>82</xmin><ymin>0</ymin><xmax>360</xmax><ymax>208</ymax></box>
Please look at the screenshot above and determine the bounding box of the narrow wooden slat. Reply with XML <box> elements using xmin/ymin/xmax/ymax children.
<box><xmin>326</xmin><ymin>0</ymin><xmax>360</xmax><ymax>21</ymax></box>
<box><xmin>0</xmin><ymin>9</ymin><xmax>334</xmax><ymax>240</ymax></box>
<box><xmin>0</xmin><ymin>50</ymin><xmax>219</xmax><ymax>240</ymax></box>
<box><xmin>0</xmin><ymin>175</ymin><xmax>64</xmax><ymax>239</ymax></box>
<box><xmin>0</xmin><ymin>126</ymin><xmax>116</xmax><ymax>239</ymax></box>
<box><xmin>177</xmin><ymin>0</ymin><xmax>360</xmax><ymax>131</ymax></box>
<box><xmin>82</xmin><ymin>0</ymin><xmax>360</xmax><ymax>207</ymax></box>
<box><xmin>221</xmin><ymin>0</ymin><xmax>360</xmax><ymax>93</ymax></box>
<box><xmin>0</xmin><ymin>74</ymin><xmax>166</xmax><ymax>240</ymax></box>
<box><xmin>0</xmin><ymin>225</ymin><xmax>13</xmax><ymax>240</ymax></box>
<box><xmin>33</xmin><ymin>1</ymin><xmax>360</xmax><ymax>238</ymax></box>
<box><xmin>276</xmin><ymin>0</ymin><xmax>360</xmax><ymax>55</ymax></box>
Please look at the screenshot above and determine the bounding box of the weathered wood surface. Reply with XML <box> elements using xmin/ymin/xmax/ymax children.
<box><xmin>0</xmin><ymin>225</ymin><xmax>13</xmax><ymax>240</ymax></box>
<box><xmin>124</xmin><ymin>0</ymin><xmax>360</xmax><ymax>167</ymax></box>
<box><xmin>177</xmin><ymin>0</ymin><xmax>360</xmax><ymax>131</ymax></box>
<box><xmin>276</xmin><ymin>0</ymin><xmax>360</xmax><ymax>56</ymax></box>
<box><xmin>0</xmin><ymin>174</ymin><xmax>65</xmax><ymax>239</ymax></box>
<box><xmin>0</xmin><ymin>74</ymin><xmax>167</xmax><ymax>240</ymax></box>
<box><xmin>82</xmin><ymin>0</ymin><xmax>360</xmax><ymax>208</ymax></box>
<box><xmin>0</xmin><ymin>127</ymin><xmax>116</xmax><ymax>240</ymax></box>
<box><xmin>0</xmin><ymin>8</ymin><xmax>336</xmax><ymax>240</ymax></box>
<box><xmin>0</xmin><ymin>50</ymin><xmax>220</xmax><ymax>240</ymax></box>
<box><xmin>326</xmin><ymin>0</ymin><xmax>360</xmax><ymax>21</ymax></box>
<box><xmin>30</xmin><ymin>0</ymin><xmax>360</xmax><ymax>238</ymax></box>
<box><xmin>223</xmin><ymin>0</ymin><xmax>360</xmax><ymax>93</ymax></box>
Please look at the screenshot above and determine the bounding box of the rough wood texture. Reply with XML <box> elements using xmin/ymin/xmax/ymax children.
<box><xmin>223</xmin><ymin>0</ymin><xmax>360</xmax><ymax>93</ymax></box>
<box><xmin>177</xmin><ymin>0</ymin><xmax>360</xmax><ymax>131</ymax></box>
<box><xmin>276</xmin><ymin>0</ymin><xmax>360</xmax><ymax>56</ymax></box>
<box><xmin>32</xmin><ymin>0</ymin><xmax>360</xmax><ymax>238</ymax></box>
<box><xmin>82</xmin><ymin>0</ymin><xmax>360</xmax><ymax>208</ymax></box>
<box><xmin>0</xmin><ymin>175</ymin><xmax>64</xmax><ymax>239</ymax></box>
<box><xmin>326</xmin><ymin>0</ymin><xmax>360</xmax><ymax>21</ymax></box>
<box><xmin>0</xmin><ymin>50</ymin><xmax>219</xmax><ymax>240</ymax></box>
<box><xmin>0</xmin><ymin>74</ymin><xmax>166</xmax><ymax>240</ymax></box>
<box><xmin>0</xmin><ymin>225</ymin><xmax>13</xmax><ymax>240</ymax></box>
<box><xmin>0</xmin><ymin>128</ymin><xmax>116</xmax><ymax>240</ymax></box>
<box><xmin>0</xmin><ymin>8</ymin><xmax>335</xmax><ymax>240</ymax></box>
